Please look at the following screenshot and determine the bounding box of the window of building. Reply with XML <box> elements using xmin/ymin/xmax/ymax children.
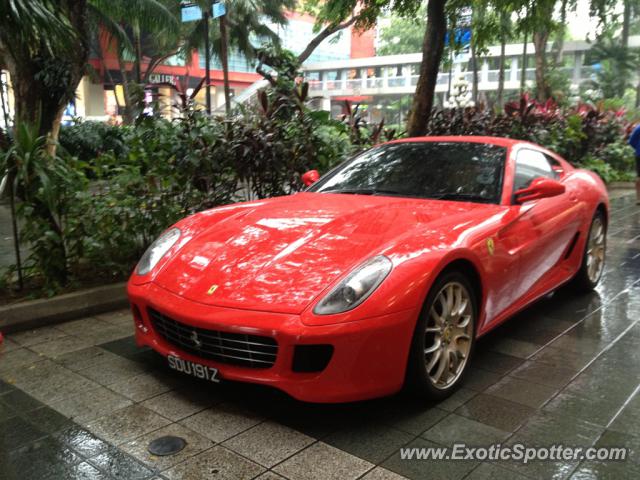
<box><xmin>486</xmin><ymin>57</ymin><xmax>513</xmax><ymax>70</ymax></box>
<box><xmin>198</xmin><ymin>48</ymin><xmax>256</xmax><ymax>73</ymax></box>
<box><xmin>323</xmin><ymin>70</ymin><xmax>339</xmax><ymax>81</ymax></box>
<box><xmin>163</xmin><ymin>52</ymin><xmax>187</xmax><ymax>67</ymax></box>
<box><xmin>346</xmin><ymin>68</ymin><xmax>361</xmax><ymax>79</ymax></box>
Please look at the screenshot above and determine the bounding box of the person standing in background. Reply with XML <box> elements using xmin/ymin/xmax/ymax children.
<box><xmin>629</xmin><ymin>123</ymin><xmax>640</xmax><ymax>205</ymax></box>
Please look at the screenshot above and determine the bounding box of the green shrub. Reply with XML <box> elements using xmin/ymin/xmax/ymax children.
<box><xmin>1</xmin><ymin>124</ymin><xmax>87</xmax><ymax>293</ymax></box>
<box><xmin>59</xmin><ymin>120</ymin><xmax>128</xmax><ymax>161</ymax></box>
<box><xmin>2</xmin><ymin>89</ymin><xmax>354</xmax><ymax>294</ymax></box>
<box><xmin>6</xmin><ymin>89</ymin><xmax>632</xmax><ymax>297</ymax></box>
<box><xmin>592</xmin><ymin>140</ymin><xmax>636</xmax><ymax>173</ymax></box>
<box><xmin>426</xmin><ymin>94</ymin><xmax>635</xmax><ymax>181</ymax></box>
<box><xmin>579</xmin><ymin>156</ymin><xmax>636</xmax><ymax>183</ymax></box>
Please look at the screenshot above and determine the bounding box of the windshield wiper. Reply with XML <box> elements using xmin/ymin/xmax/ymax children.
<box><xmin>321</xmin><ymin>188</ymin><xmax>403</xmax><ymax>196</ymax></box>
<box><xmin>430</xmin><ymin>193</ymin><xmax>492</xmax><ymax>203</ymax></box>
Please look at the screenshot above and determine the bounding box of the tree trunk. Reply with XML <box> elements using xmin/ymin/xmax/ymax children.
<box><xmin>622</xmin><ymin>0</ymin><xmax>631</xmax><ymax>48</ymax></box>
<box><xmin>7</xmin><ymin>170</ymin><xmax>23</xmax><ymax>290</ymax></box>
<box><xmin>118</xmin><ymin>55</ymin><xmax>135</xmax><ymax>124</ymax></box>
<box><xmin>407</xmin><ymin>0</ymin><xmax>448</xmax><ymax>137</ymax></box>
<box><xmin>533</xmin><ymin>30</ymin><xmax>551</xmax><ymax>101</ymax></box>
<box><xmin>219</xmin><ymin>14</ymin><xmax>231</xmax><ymax>115</ymax></box>
<box><xmin>10</xmin><ymin>61</ymin><xmax>84</xmax><ymax>152</ymax></box>
<box><xmin>47</xmin><ymin>107</ymin><xmax>65</xmax><ymax>156</ymax></box>
<box><xmin>553</xmin><ymin>0</ymin><xmax>568</xmax><ymax>66</ymax></box>
<box><xmin>297</xmin><ymin>16</ymin><xmax>358</xmax><ymax>64</ymax></box>
<box><xmin>497</xmin><ymin>31</ymin><xmax>506</xmax><ymax>107</ymax></box>
<box><xmin>4</xmin><ymin>0</ymin><xmax>88</xmax><ymax>146</ymax></box>
<box><xmin>134</xmin><ymin>28</ymin><xmax>143</xmax><ymax>84</ymax></box>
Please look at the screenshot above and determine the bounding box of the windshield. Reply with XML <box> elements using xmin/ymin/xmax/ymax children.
<box><xmin>309</xmin><ymin>142</ymin><xmax>507</xmax><ymax>204</ymax></box>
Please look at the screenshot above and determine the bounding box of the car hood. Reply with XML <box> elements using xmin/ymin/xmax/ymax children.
<box><xmin>153</xmin><ymin>192</ymin><xmax>494</xmax><ymax>314</ymax></box>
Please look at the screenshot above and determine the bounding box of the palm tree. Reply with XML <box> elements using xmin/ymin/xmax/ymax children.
<box><xmin>0</xmin><ymin>0</ymin><xmax>181</xmax><ymax>135</ymax></box>
<box><xmin>0</xmin><ymin>0</ymin><xmax>89</xmax><ymax>147</ymax></box>
<box><xmin>89</xmin><ymin>0</ymin><xmax>181</xmax><ymax>123</ymax></box>
<box><xmin>583</xmin><ymin>31</ymin><xmax>638</xmax><ymax>99</ymax></box>
<box><xmin>180</xmin><ymin>0</ymin><xmax>295</xmax><ymax>114</ymax></box>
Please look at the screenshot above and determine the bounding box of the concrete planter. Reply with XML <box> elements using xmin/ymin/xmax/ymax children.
<box><xmin>1</xmin><ymin>282</ymin><xmax>128</xmax><ymax>333</ymax></box>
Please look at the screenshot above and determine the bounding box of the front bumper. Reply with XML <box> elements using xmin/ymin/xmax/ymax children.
<box><xmin>128</xmin><ymin>282</ymin><xmax>418</xmax><ymax>403</ymax></box>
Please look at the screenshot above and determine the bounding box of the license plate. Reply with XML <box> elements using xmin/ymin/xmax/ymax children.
<box><xmin>167</xmin><ymin>355</ymin><xmax>220</xmax><ymax>383</ymax></box>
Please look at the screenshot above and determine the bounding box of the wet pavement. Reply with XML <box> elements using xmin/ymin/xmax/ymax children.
<box><xmin>1</xmin><ymin>191</ymin><xmax>639</xmax><ymax>480</ymax></box>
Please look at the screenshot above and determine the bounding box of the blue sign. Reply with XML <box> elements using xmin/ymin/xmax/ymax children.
<box><xmin>181</xmin><ymin>3</ymin><xmax>225</xmax><ymax>22</ymax></box>
<box><xmin>212</xmin><ymin>2</ymin><xmax>226</xmax><ymax>19</ymax></box>
<box><xmin>445</xmin><ymin>27</ymin><xmax>472</xmax><ymax>47</ymax></box>
<box><xmin>181</xmin><ymin>4</ymin><xmax>203</xmax><ymax>22</ymax></box>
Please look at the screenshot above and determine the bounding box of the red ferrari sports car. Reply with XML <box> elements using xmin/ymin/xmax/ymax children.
<box><xmin>127</xmin><ymin>136</ymin><xmax>608</xmax><ymax>402</ymax></box>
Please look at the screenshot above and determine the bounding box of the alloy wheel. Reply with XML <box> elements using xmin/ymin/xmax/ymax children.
<box><xmin>586</xmin><ymin>217</ymin><xmax>606</xmax><ymax>283</ymax></box>
<box><xmin>424</xmin><ymin>281</ymin><xmax>473</xmax><ymax>390</ymax></box>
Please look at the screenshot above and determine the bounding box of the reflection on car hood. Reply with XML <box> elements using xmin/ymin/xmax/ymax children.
<box><xmin>153</xmin><ymin>192</ymin><xmax>496</xmax><ymax>314</ymax></box>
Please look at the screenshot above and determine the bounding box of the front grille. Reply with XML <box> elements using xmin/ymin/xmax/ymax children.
<box><xmin>148</xmin><ymin>308</ymin><xmax>278</xmax><ymax>369</ymax></box>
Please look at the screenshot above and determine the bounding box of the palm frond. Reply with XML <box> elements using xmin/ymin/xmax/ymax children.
<box><xmin>87</xmin><ymin>2</ymin><xmax>134</xmax><ymax>55</ymax></box>
<box><xmin>89</xmin><ymin>0</ymin><xmax>181</xmax><ymax>38</ymax></box>
<box><xmin>0</xmin><ymin>0</ymin><xmax>77</xmax><ymax>55</ymax></box>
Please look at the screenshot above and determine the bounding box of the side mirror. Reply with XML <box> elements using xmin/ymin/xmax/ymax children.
<box><xmin>302</xmin><ymin>170</ymin><xmax>320</xmax><ymax>187</ymax></box>
<box><xmin>514</xmin><ymin>177</ymin><xmax>565</xmax><ymax>203</ymax></box>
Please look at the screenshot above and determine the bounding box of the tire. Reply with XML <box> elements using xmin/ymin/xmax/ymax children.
<box><xmin>405</xmin><ymin>270</ymin><xmax>477</xmax><ymax>400</ymax></box>
<box><xmin>571</xmin><ymin>210</ymin><xmax>606</xmax><ymax>292</ymax></box>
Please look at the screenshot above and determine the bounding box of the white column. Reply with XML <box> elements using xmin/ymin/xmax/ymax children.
<box><xmin>75</xmin><ymin>77</ymin><xmax>87</xmax><ymax>118</ymax></box>
<box><xmin>481</xmin><ymin>60</ymin><xmax>489</xmax><ymax>84</ymax></box>
<box><xmin>510</xmin><ymin>58</ymin><xmax>519</xmax><ymax>83</ymax></box>
<box><xmin>573</xmin><ymin>52</ymin><xmax>583</xmax><ymax>85</ymax></box>
<box><xmin>404</xmin><ymin>65</ymin><xmax>413</xmax><ymax>87</ymax></box>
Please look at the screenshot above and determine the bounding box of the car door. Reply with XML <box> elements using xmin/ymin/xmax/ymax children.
<box><xmin>508</xmin><ymin>148</ymin><xmax>579</xmax><ymax>298</ymax></box>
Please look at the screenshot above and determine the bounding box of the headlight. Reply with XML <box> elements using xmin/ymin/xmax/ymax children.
<box><xmin>136</xmin><ymin>227</ymin><xmax>181</xmax><ymax>275</ymax></box>
<box><xmin>314</xmin><ymin>255</ymin><xmax>393</xmax><ymax>315</ymax></box>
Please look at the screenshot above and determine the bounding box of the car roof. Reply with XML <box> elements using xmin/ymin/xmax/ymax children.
<box><xmin>385</xmin><ymin>136</ymin><xmax>522</xmax><ymax>148</ymax></box>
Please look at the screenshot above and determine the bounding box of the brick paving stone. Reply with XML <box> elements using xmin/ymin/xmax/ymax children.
<box><xmin>273</xmin><ymin>442</ymin><xmax>373</xmax><ymax>480</ymax></box>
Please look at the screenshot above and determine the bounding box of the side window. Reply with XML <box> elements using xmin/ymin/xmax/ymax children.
<box><xmin>544</xmin><ymin>154</ymin><xmax>563</xmax><ymax>179</ymax></box>
<box><xmin>514</xmin><ymin>149</ymin><xmax>554</xmax><ymax>191</ymax></box>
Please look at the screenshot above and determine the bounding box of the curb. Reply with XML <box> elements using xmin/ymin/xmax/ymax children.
<box><xmin>1</xmin><ymin>282</ymin><xmax>128</xmax><ymax>334</ymax></box>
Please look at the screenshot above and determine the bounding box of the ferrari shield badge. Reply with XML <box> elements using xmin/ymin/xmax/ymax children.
<box><xmin>487</xmin><ymin>238</ymin><xmax>495</xmax><ymax>256</ymax></box>
<box><xmin>207</xmin><ymin>284</ymin><xmax>218</xmax><ymax>295</ymax></box>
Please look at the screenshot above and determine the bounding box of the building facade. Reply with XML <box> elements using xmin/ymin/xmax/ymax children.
<box><xmin>0</xmin><ymin>11</ymin><xmax>375</xmax><ymax>127</ymax></box>
<box><xmin>302</xmin><ymin>35</ymin><xmax>640</xmax><ymax>124</ymax></box>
